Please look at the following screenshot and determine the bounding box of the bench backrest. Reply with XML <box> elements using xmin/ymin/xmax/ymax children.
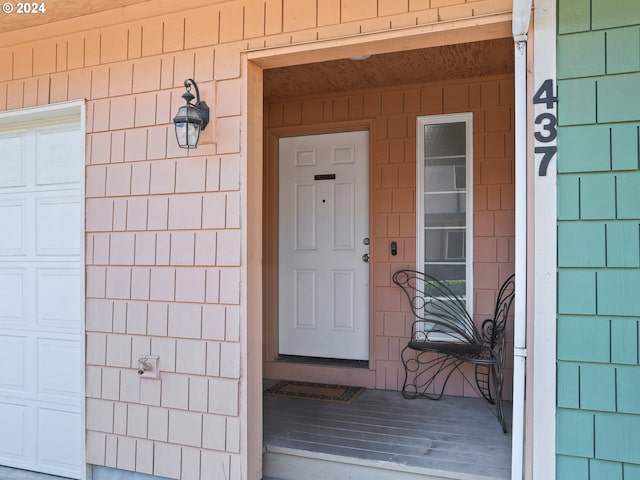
<box><xmin>482</xmin><ymin>274</ymin><xmax>515</xmax><ymax>349</ymax></box>
<box><xmin>392</xmin><ymin>269</ymin><xmax>515</xmax><ymax>348</ymax></box>
<box><xmin>392</xmin><ymin>269</ymin><xmax>479</xmax><ymax>344</ymax></box>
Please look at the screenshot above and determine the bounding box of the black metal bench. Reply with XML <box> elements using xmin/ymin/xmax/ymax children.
<box><xmin>392</xmin><ymin>270</ymin><xmax>515</xmax><ymax>433</ymax></box>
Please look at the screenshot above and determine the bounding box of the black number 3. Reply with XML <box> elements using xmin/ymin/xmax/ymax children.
<box><xmin>534</xmin><ymin>113</ymin><xmax>557</xmax><ymax>143</ymax></box>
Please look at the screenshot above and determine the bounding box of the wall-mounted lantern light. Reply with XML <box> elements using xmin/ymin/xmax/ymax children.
<box><xmin>172</xmin><ymin>79</ymin><xmax>210</xmax><ymax>149</ymax></box>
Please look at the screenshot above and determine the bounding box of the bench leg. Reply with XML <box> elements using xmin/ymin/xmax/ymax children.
<box><xmin>491</xmin><ymin>363</ymin><xmax>507</xmax><ymax>433</ymax></box>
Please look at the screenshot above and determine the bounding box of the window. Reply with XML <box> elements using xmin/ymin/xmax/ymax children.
<box><xmin>417</xmin><ymin>113</ymin><xmax>473</xmax><ymax>316</ymax></box>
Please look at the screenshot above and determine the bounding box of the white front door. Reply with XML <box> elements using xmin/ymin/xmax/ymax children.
<box><xmin>0</xmin><ymin>117</ymin><xmax>84</xmax><ymax>478</ymax></box>
<box><xmin>278</xmin><ymin>131</ymin><xmax>369</xmax><ymax>360</ymax></box>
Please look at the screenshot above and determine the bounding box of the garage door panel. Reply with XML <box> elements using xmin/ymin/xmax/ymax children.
<box><xmin>36</xmin><ymin>197</ymin><xmax>82</xmax><ymax>256</ymax></box>
<box><xmin>0</xmin><ymin>269</ymin><xmax>25</xmax><ymax>325</ymax></box>
<box><xmin>37</xmin><ymin>407</ymin><xmax>82</xmax><ymax>475</ymax></box>
<box><xmin>37</xmin><ymin>337</ymin><xmax>82</xmax><ymax>401</ymax></box>
<box><xmin>0</xmin><ymin>401</ymin><xmax>81</xmax><ymax>477</ymax></box>
<box><xmin>0</xmin><ymin>200</ymin><xmax>27</xmax><ymax>255</ymax></box>
<box><xmin>36</xmin><ymin>129</ymin><xmax>82</xmax><ymax>186</ymax></box>
<box><xmin>37</xmin><ymin>269</ymin><xmax>81</xmax><ymax>329</ymax></box>
<box><xmin>0</xmin><ymin>135</ymin><xmax>26</xmax><ymax>188</ymax></box>
<box><xmin>0</xmin><ymin>336</ymin><xmax>28</xmax><ymax>392</ymax></box>
<box><xmin>0</xmin><ymin>402</ymin><xmax>28</xmax><ymax>460</ymax></box>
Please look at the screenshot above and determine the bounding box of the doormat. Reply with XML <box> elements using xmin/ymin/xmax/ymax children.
<box><xmin>264</xmin><ymin>380</ymin><xmax>365</xmax><ymax>404</ymax></box>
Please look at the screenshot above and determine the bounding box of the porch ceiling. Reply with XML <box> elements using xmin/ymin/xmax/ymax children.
<box><xmin>263</xmin><ymin>37</ymin><xmax>514</xmax><ymax>101</ymax></box>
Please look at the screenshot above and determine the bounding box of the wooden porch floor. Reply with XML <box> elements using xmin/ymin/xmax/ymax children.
<box><xmin>263</xmin><ymin>387</ymin><xmax>512</xmax><ymax>480</ymax></box>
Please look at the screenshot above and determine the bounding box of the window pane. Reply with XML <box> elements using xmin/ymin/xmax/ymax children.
<box><xmin>424</xmin><ymin>192</ymin><xmax>466</xmax><ymax>220</ymax></box>
<box><xmin>424</xmin><ymin>163</ymin><xmax>465</xmax><ymax>192</ymax></box>
<box><xmin>424</xmin><ymin>122</ymin><xmax>466</xmax><ymax>158</ymax></box>
<box><xmin>424</xmin><ymin>229</ymin><xmax>466</xmax><ymax>261</ymax></box>
<box><xmin>446</xmin><ymin>231</ymin><xmax>465</xmax><ymax>259</ymax></box>
<box><xmin>454</xmin><ymin>165</ymin><xmax>466</xmax><ymax>189</ymax></box>
<box><xmin>422</xmin><ymin>264</ymin><xmax>466</xmax><ymax>292</ymax></box>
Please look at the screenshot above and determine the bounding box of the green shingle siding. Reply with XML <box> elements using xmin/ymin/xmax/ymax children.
<box><xmin>554</xmin><ymin>221</ymin><xmax>640</xmax><ymax>268</ymax></box>
<box><xmin>597</xmin><ymin>73</ymin><xmax>640</xmax><ymax>123</ymax></box>
<box><xmin>595</xmin><ymin>413</ymin><xmax>640</xmax><ymax>463</ymax></box>
<box><xmin>606</xmin><ymin>222</ymin><xmax>640</xmax><ymax>267</ymax></box>
<box><xmin>592</xmin><ymin>0</ymin><xmax>640</xmax><ymax>30</ymax></box>
<box><xmin>558</xmin><ymin>0</ymin><xmax>640</xmax><ymax>475</ymax></box>
<box><xmin>606</xmin><ymin>27</ymin><xmax>640</xmax><ymax>74</ymax></box>
<box><xmin>557</xmin><ymin>124</ymin><xmax>640</xmax><ymax>173</ymax></box>
<box><xmin>558</xmin><ymin>32</ymin><xmax>606</xmax><ymax>79</ymax></box>
<box><xmin>559</xmin><ymin>0</ymin><xmax>640</xmax><ymax>35</ymax></box>
<box><xmin>558</xmin><ymin>362</ymin><xmax>581</xmax><ymax>408</ymax></box>
<box><xmin>579</xmin><ymin>174</ymin><xmax>616</xmax><ymax>219</ymax></box>
<box><xmin>557</xmin><ymin>455</ymin><xmax>590</xmax><ymax>479</ymax></box>
<box><xmin>624</xmin><ymin>463</ymin><xmax>640</xmax><ymax>479</ymax></box>
<box><xmin>580</xmin><ymin>364</ymin><xmax>616</xmax><ymax>411</ymax></box>
<box><xmin>611</xmin><ymin>124</ymin><xmax>638</xmax><ymax>171</ymax></box>
<box><xmin>611</xmin><ymin>318</ymin><xmax>640</xmax><ymax>365</ymax></box>
<box><xmin>616</xmin><ymin>366</ymin><xmax>640</xmax><ymax>414</ymax></box>
<box><xmin>557</xmin><ymin>316</ymin><xmax>610</xmax><ymax>362</ymax></box>
<box><xmin>616</xmin><ymin>172</ymin><xmax>640</xmax><ymax>218</ymax></box>
<box><xmin>558</xmin><ymin>174</ymin><xmax>581</xmax><ymax>220</ymax></box>
<box><xmin>557</xmin><ymin>125</ymin><xmax>610</xmax><ymax>173</ymax></box>
<box><xmin>558</xmin><ymin>0</ymin><xmax>591</xmax><ymax>34</ymax></box>
<box><xmin>558</xmin><ymin>222</ymin><xmax>606</xmax><ymax>267</ymax></box>
<box><xmin>590</xmin><ymin>459</ymin><xmax>624</xmax><ymax>480</ymax></box>
<box><xmin>558</xmin><ymin>78</ymin><xmax>597</xmax><ymax>125</ymax></box>
<box><xmin>557</xmin><ymin>409</ymin><xmax>596</xmax><ymax>457</ymax></box>
<box><xmin>558</xmin><ymin>270</ymin><xmax>597</xmax><ymax>314</ymax></box>
<box><xmin>597</xmin><ymin>270</ymin><xmax>640</xmax><ymax>316</ymax></box>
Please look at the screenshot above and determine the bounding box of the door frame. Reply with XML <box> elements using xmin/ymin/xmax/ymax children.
<box><xmin>0</xmin><ymin>99</ymin><xmax>86</xmax><ymax>480</ymax></box>
<box><xmin>244</xmin><ymin>13</ymin><xmax>545</xmax><ymax>479</ymax></box>
<box><xmin>263</xmin><ymin>120</ymin><xmax>375</xmax><ymax>370</ymax></box>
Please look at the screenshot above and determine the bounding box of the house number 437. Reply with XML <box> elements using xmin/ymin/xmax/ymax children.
<box><xmin>533</xmin><ymin>79</ymin><xmax>558</xmax><ymax>176</ymax></box>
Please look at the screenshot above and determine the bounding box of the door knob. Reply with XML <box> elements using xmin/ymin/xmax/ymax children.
<box><xmin>362</xmin><ymin>253</ymin><xmax>370</xmax><ymax>262</ymax></box>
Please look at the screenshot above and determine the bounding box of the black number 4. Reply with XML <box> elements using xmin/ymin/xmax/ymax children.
<box><xmin>533</xmin><ymin>79</ymin><xmax>558</xmax><ymax>109</ymax></box>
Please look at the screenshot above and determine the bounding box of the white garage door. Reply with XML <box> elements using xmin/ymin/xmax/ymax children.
<box><xmin>0</xmin><ymin>105</ymin><xmax>84</xmax><ymax>479</ymax></box>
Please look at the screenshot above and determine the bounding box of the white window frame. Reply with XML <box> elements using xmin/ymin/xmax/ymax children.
<box><xmin>416</xmin><ymin>113</ymin><xmax>474</xmax><ymax>315</ymax></box>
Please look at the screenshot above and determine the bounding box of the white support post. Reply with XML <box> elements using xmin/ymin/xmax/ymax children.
<box><xmin>532</xmin><ymin>0</ymin><xmax>558</xmax><ymax>478</ymax></box>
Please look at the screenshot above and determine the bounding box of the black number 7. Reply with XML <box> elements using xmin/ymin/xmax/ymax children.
<box><xmin>536</xmin><ymin>146</ymin><xmax>556</xmax><ymax>176</ymax></box>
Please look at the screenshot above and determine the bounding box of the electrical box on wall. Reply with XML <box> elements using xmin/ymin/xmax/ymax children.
<box><xmin>137</xmin><ymin>355</ymin><xmax>159</xmax><ymax>379</ymax></box>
